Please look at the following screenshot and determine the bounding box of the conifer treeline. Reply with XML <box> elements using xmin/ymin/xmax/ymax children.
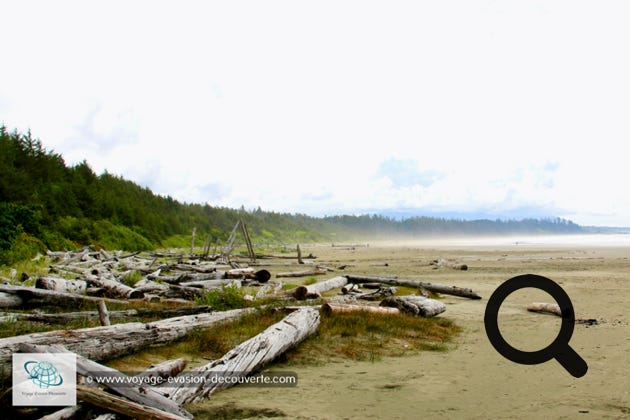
<box><xmin>0</xmin><ymin>127</ymin><xmax>581</xmax><ymax>263</ymax></box>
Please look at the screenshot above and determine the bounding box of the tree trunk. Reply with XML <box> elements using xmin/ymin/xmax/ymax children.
<box><xmin>380</xmin><ymin>295</ymin><xmax>446</xmax><ymax>317</ymax></box>
<box><xmin>526</xmin><ymin>302</ymin><xmax>562</xmax><ymax>317</ymax></box>
<box><xmin>0</xmin><ymin>308</ymin><xmax>252</xmax><ymax>376</ymax></box>
<box><xmin>276</xmin><ymin>268</ymin><xmax>328</xmax><ymax>278</ymax></box>
<box><xmin>322</xmin><ymin>303</ymin><xmax>400</xmax><ymax>315</ymax></box>
<box><xmin>36</xmin><ymin>276</ymin><xmax>87</xmax><ymax>294</ymax></box>
<box><xmin>344</xmin><ymin>275</ymin><xmax>481</xmax><ymax>299</ymax></box>
<box><xmin>19</xmin><ymin>343</ymin><xmax>192</xmax><ymax>419</ymax></box>
<box><xmin>291</xmin><ymin>276</ymin><xmax>348</xmax><ymax>300</ymax></box>
<box><xmin>164</xmin><ymin>307</ymin><xmax>320</xmax><ymax>404</ymax></box>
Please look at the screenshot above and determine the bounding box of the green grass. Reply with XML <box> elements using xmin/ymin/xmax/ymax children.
<box><xmin>121</xmin><ymin>270</ymin><xmax>143</xmax><ymax>287</ymax></box>
<box><xmin>279</xmin><ymin>310</ymin><xmax>460</xmax><ymax>365</ymax></box>
<box><xmin>302</xmin><ymin>276</ymin><xmax>317</xmax><ymax>285</ymax></box>
<box><xmin>107</xmin><ymin>307</ymin><xmax>460</xmax><ymax>372</ymax></box>
<box><xmin>194</xmin><ymin>284</ymin><xmax>248</xmax><ymax>311</ymax></box>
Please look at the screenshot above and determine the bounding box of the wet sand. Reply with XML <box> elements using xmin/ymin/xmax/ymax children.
<box><xmin>187</xmin><ymin>236</ymin><xmax>630</xmax><ymax>419</ymax></box>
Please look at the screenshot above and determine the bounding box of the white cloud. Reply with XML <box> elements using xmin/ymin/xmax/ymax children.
<box><xmin>2</xmin><ymin>1</ymin><xmax>630</xmax><ymax>225</ymax></box>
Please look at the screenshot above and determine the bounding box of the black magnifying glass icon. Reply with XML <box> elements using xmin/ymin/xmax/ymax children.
<box><xmin>484</xmin><ymin>274</ymin><xmax>588</xmax><ymax>378</ymax></box>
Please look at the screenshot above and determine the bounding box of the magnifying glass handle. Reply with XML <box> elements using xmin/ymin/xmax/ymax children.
<box><xmin>555</xmin><ymin>345</ymin><xmax>588</xmax><ymax>378</ymax></box>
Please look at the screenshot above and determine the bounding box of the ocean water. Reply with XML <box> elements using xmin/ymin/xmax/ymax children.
<box><xmin>390</xmin><ymin>233</ymin><xmax>630</xmax><ymax>249</ymax></box>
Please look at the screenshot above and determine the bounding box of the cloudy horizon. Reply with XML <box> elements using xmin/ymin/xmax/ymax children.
<box><xmin>2</xmin><ymin>1</ymin><xmax>629</xmax><ymax>226</ymax></box>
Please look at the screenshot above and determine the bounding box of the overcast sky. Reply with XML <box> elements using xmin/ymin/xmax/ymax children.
<box><xmin>2</xmin><ymin>1</ymin><xmax>629</xmax><ymax>226</ymax></box>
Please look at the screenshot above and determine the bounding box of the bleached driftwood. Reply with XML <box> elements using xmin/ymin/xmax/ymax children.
<box><xmin>0</xmin><ymin>284</ymin><xmax>128</xmax><ymax>308</ymax></box>
<box><xmin>0</xmin><ymin>292</ymin><xmax>23</xmax><ymax>308</ymax></box>
<box><xmin>164</xmin><ymin>307</ymin><xmax>320</xmax><ymax>404</ymax></box>
<box><xmin>290</xmin><ymin>276</ymin><xmax>348</xmax><ymax>300</ymax></box>
<box><xmin>527</xmin><ymin>302</ymin><xmax>562</xmax><ymax>317</ymax></box>
<box><xmin>134</xmin><ymin>358</ymin><xmax>188</xmax><ymax>383</ymax></box>
<box><xmin>97</xmin><ymin>300</ymin><xmax>110</xmax><ymax>326</ymax></box>
<box><xmin>276</xmin><ymin>268</ymin><xmax>328</xmax><ymax>278</ymax></box>
<box><xmin>322</xmin><ymin>303</ymin><xmax>400</xmax><ymax>315</ymax></box>
<box><xmin>76</xmin><ymin>385</ymin><xmax>189</xmax><ymax>420</ymax></box>
<box><xmin>345</xmin><ymin>275</ymin><xmax>481</xmax><ymax>299</ymax></box>
<box><xmin>0</xmin><ymin>308</ymin><xmax>252</xmax><ymax>375</ymax></box>
<box><xmin>430</xmin><ymin>258</ymin><xmax>468</xmax><ymax>271</ymax></box>
<box><xmin>0</xmin><ymin>305</ymin><xmax>214</xmax><ymax>324</ymax></box>
<box><xmin>84</xmin><ymin>272</ymin><xmax>144</xmax><ymax>299</ymax></box>
<box><xmin>380</xmin><ymin>295</ymin><xmax>446</xmax><ymax>317</ymax></box>
<box><xmin>35</xmin><ymin>276</ymin><xmax>87</xmax><ymax>294</ymax></box>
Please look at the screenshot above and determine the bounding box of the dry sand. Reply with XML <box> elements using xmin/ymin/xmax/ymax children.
<box><xmin>187</xmin><ymin>236</ymin><xmax>630</xmax><ymax>419</ymax></box>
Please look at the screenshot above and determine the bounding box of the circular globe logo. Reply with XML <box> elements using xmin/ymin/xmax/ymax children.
<box><xmin>24</xmin><ymin>361</ymin><xmax>63</xmax><ymax>389</ymax></box>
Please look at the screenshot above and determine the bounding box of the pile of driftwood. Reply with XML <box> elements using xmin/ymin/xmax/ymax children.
<box><xmin>4</xmin><ymin>307</ymin><xmax>319</xmax><ymax>419</ymax></box>
<box><xmin>0</xmin><ymin>245</ymin><xmax>486</xmax><ymax>418</ymax></box>
<box><xmin>0</xmin><ymin>247</ymin><xmax>277</xmax><ymax>311</ymax></box>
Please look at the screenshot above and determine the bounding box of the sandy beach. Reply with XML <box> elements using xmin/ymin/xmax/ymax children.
<box><xmin>187</xmin><ymin>235</ymin><xmax>630</xmax><ymax>419</ymax></box>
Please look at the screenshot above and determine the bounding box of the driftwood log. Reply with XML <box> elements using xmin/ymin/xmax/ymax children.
<box><xmin>36</xmin><ymin>276</ymin><xmax>87</xmax><ymax>294</ymax></box>
<box><xmin>76</xmin><ymin>386</ymin><xmax>189</xmax><ymax>420</ymax></box>
<box><xmin>0</xmin><ymin>284</ymin><xmax>128</xmax><ymax>308</ymax></box>
<box><xmin>345</xmin><ymin>275</ymin><xmax>481</xmax><ymax>299</ymax></box>
<box><xmin>134</xmin><ymin>358</ymin><xmax>188</xmax><ymax>383</ymax></box>
<box><xmin>164</xmin><ymin>307</ymin><xmax>320</xmax><ymax>404</ymax></box>
<box><xmin>0</xmin><ymin>291</ymin><xmax>23</xmax><ymax>308</ymax></box>
<box><xmin>97</xmin><ymin>300</ymin><xmax>110</xmax><ymax>326</ymax></box>
<box><xmin>84</xmin><ymin>272</ymin><xmax>144</xmax><ymax>299</ymax></box>
<box><xmin>0</xmin><ymin>308</ymin><xmax>252</xmax><ymax>377</ymax></box>
<box><xmin>0</xmin><ymin>305</ymin><xmax>214</xmax><ymax>324</ymax></box>
<box><xmin>380</xmin><ymin>295</ymin><xmax>446</xmax><ymax>317</ymax></box>
<box><xmin>526</xmin><ymin>302</ymin><xmax>562</xmax><ymax>317</ymax></box>
<box><xmin>290</xmin><ymin>276</ymin><xmax>348</xmax><ymax>300</ymax></box>
<box><xmin>276</xmin><ymin>268</ymin><xmax>328</xmax><ymax>278</ymax></box>
<box><xmin>430</xmin><ymin>258</ymin><xmax>468</xmax><ymax>270</ymax></box>
<box><xmin>322</xmin><ymin>303</ymin><xmax>400</xmax><ymax>315</ymax></box>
